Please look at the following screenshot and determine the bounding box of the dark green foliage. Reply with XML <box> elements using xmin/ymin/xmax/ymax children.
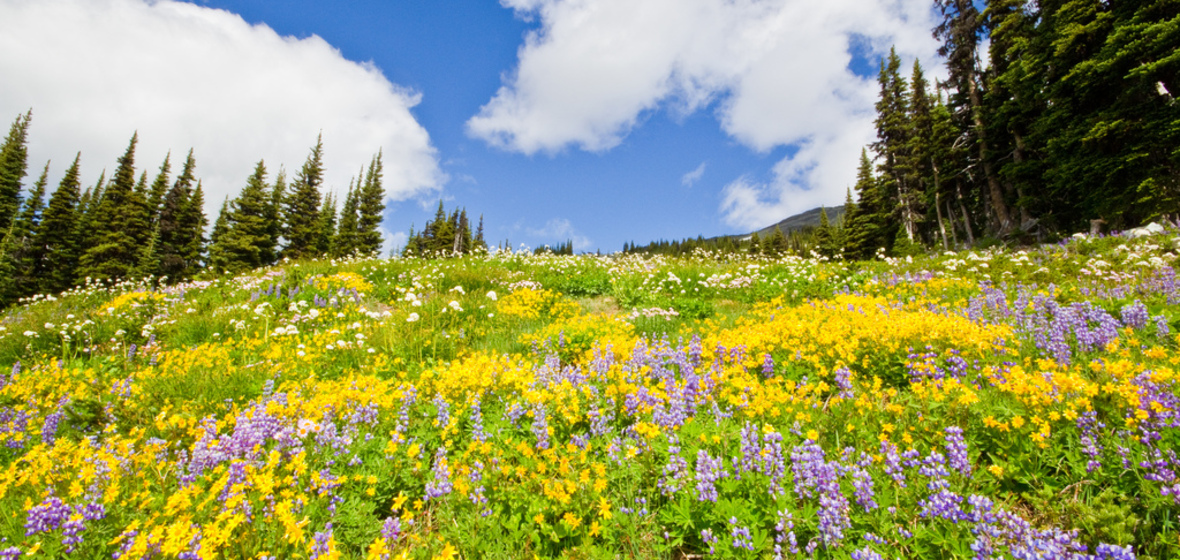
<box><xmin>403</xmin><ymin>201</ymin><xmax>483</xmax><ymax>258</ymax></box>
<box><xmin>332</xmin><ymin>180</ymin><xmax>360</xmax><ymax>258</ymax></box>
<box><xmin>0</xmin><ymin>110</ymin><xmax>31</xmax><ymax>235</ymax></box>
<box><xmin>209</xmin><ymin>161</ymin><xmax>274</xmax><ymax>273</ymax></box>
<box><xmin>845</xmin><ymin>149</ymin><xmax>891</xmax><ymax>259</ymax></box>
<box><xmin>38</xmin><ymin>153</ymin><xmax>83</xmax><ymax>294</ymax></box>
<box><xmin>146</xmin><ymin>152</ymin><xmax>171</xmax><ymax>226</ymax></box>
<box><xmin>79</xmin><ymin>133</ymin><xmax>153</xmax><ymax>281</ymax></box>
<box><xmin>315</xmin><ymin>192</ymin><xmax>337</xmax><ymax>256</ymax></box>
<box><xmin>0</xmin><ymin>161</ymin><xmax>49</xmax><ymax>304</ymax></box>
<box><xmin>356</xmin><ymin>151</ymin><xmax>386</xmax><ymax>255</ymax></box>
<box><xmin>282</xmin><ymin>135</ymin><xmax>324</xmax><ymax>261</ymax></box>
<box><xmin>157</xmin><ymin>150</ymin><xmax>201</xmax><ymax>282</ymax></box>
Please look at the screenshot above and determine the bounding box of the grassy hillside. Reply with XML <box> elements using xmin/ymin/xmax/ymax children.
<box><xmin>0</xmin><ymin>230</ymin><xmax>1177</xmax><ymax>558</ymax></box>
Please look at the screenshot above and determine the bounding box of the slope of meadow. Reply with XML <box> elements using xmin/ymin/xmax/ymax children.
<box><xmin>0</xmin><ymin>230</ymin><xmax>1178</xmax><ymax>559</ymax></box>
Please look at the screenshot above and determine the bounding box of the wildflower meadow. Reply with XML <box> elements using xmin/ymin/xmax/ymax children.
<box><xmin>1</xmin><ymin>230</ymin><xmax>1179</xmax><ymax>559</ymax></box>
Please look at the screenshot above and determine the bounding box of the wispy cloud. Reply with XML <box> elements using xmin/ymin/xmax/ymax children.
<box><xmin>681</xmin><ymin>161</ymin><xmax>706</xmax><ymax>187</ymax></box>
<box><xmin>525</xmin><ymin>218</ymin><xmax>593</xmax><ymax>251</ymax></box>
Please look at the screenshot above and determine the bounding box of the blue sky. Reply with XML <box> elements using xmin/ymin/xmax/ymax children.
<box><xmin>0</xmin><ymin>0</ymin><xmax>944</xmax><ymax>253</ymax></box>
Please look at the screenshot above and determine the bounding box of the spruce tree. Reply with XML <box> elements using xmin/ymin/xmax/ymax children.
<box><xmin>282</xmin><ymin>135</ymin><xmax>324</xmax><ymax>260</ymax></box>
<box><xmin>264</xmin><ymin>169</ymin><xmax>285</xmax><ymax>265</ymax></box>
<box><xmin>333</xmin><ymin>180</ymin><xmax>359</xmax><ymax>258</ymax></box>
<box><xmin>315</xmin><ymin>192</ymin><xmax>337</xmax><ymax>256</ymax></box>
<box><xmin>208</xmin><ymin>197</ymin><xmax>231</xmax><ymax>273</ymax></box>
<box><xmin>356</xmin><ymin>151</ymin><xmax>386</xmax><ymax>255</ymax></box>
<box><xmin>474</xmin><ymin>215</ymin><xmax>487</xmax><ymax>252</ymax></box>
<box><xmin>5</xmin><ymin>162</ymin><xmax>50</xmax><ymax>299</ymax></box>
<box><xmin>179</xmin><ymin>182</ymin><xmax>208</xmax><ymax>275</ymax></box>
<box><xmin>79</xmin><ymin>133</ymin><xmax>151</xmax><ymax>281</ymax></box>
<box><xmin>766</xmin><ymin>226</ymin><xmax>787</xmax><ymax>257</ymax></box>
<box><xmin>146</xmin><ymin>152</ymin><xmax>171</xmax><ymax>226</ymax></box>
<box><xmin>813</xmin><ymin>208</ymin><xmax>836</xmax><ymax>258</ymax></box>
<box><xmin>873</xmin><ymin>49</ymin><xmax>916</xmax><ymax>242</ymax></box>
<box><xmin>157</xmin><ymin>150</ymin><xmax>195</xmax><ymax>282</ymax></box>
<box><xmin>38</xmin><ymin>153</ymin><xmax>83</xmax><ymax>294</ymax></box>
<box><xmin>0</xmin><ymin>110</ymin><xmax>31</xmax><ymax>234</ymax></box>
<box><xmin>846</xmin><ymin>149</ymin><xmax>890</xmax><ymax>259</ymax></box>
<box><xmin>214</xmin><ymin>161</ymin><xmax>273</xmax><ymax>273</ymax></box>
<box><xmin>747</xmin><ymin>232</ymin><xmax>761</xmax><ymax>255</ymax></box>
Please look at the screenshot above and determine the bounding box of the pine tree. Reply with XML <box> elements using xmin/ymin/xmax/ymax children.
<box><xmin>158</xmin><ymin>150</ymin><xmax>196</xmax><ymax>281</ymax></box>
<box><xmin>333</xmin><ymin>180</ymin><xmax>359</xmax><ymax>258</ymax></box>
<box><xmin>747</xmin><ymin>232</ymin><xmax>761</xmax><ymax>255</ymax></box>
<box><xmin>430</xmin><ymin>201</ymin><xmax>454</xmax><ymax>255</ymax></box>
<box><xmin>264</xmin><ymin>169</ymin><xmax>285</xmax><ymax>264</ymax></box>
<box><xmin>208</xmin><ymin>197</ymin><xmax>231</xmax><ymax>273</ymax></box>
<box><xmin>79</xmin><ymin>133</ymin><xmax>152</xmax><ymax>281</ymax></box>
<box><xmin>874</xmin><ymin>48</ymin><xmax>917</xmax><ymax>242</ymax></box>
<box><xmin>4</xmin><ymin>162</ymin><xmax>50</xmax><ymax>299</ymax></box>
<box><xmin>315</xmin><ymin>192</ymin><xmax>337</xmax><ymax>256</ymax></box>
<box><xmin>146</xmin><ymin>152</ymin><xmax>171</xmax><ymax>226</ymax></box>
<box><xmin>356</xmin><ymin>151</ymin><xmax>386</xmax><ymax>255</ymax></box>
<box><xmin>282</xmin><ymin>135</ymin><xmax>324</xmax><ymax>260</ymax></box>
<box><xmin>179</xmin><ymin>182</ymin><xmax>208</xmax><ymax>275</ymax></box>
<box><xmin>845</xmin><ymin>149</ymin><xmax>890</xmax><ymax>259</ymax></box>
<box><xmin>38</xmin><ymin>153</ymin><xmax>83</xmax><ymax>294</ymax></box>
<box><xmin>215</xmin><ymin>160</ymin><xmax>274</xmax><ymax>272</ymax></box>
<box><xmin>813</xmin><ymin>208</ymin><xmax>836</xmax><ymax>258</ymax></box>
<box><xmin>474</xmin><ymin>214</ymin><xmax>487</xmax><ymax>252</ymax></box>
<box><xmin>0</xmin><ymin>110</ymin><xmax>31</xmax><ymax>234</ymax></box>
<box><xmin>766</xmin><ymin>226</ymin><xmax>787</xmax><ymax>256</ymax></box>
<box><xmin>935</xmin><ymin>0</ymin><xmax>1012</xmax><ymax>233</ymax></box>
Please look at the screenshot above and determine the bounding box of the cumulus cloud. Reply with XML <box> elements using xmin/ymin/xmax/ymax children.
<box><xmin>468</xmin><ymin>0</ymin><xmax>940</xmax><ymax>228</ymax></box>
<box><xmin>681</xmin><ymin>162</ymin><xmax>706</xmax><ymax>187</ymax></box>
<box><xmin>525</xmin><ymin>218</ymin><xmax>593</xmax><ymax>251</ymax></box>
<box><xmin>0</xmin><ymin>0</ymin><xmax>444</xmax><ymax>228</ymax></box>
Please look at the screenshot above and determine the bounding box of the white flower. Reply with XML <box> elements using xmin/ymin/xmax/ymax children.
<box><xmin>448</xmin><ymin>300</ymin><xmax>463</xmax><ymax>312</ymax></box>
<box><xmin>407</xmin><ymin>312</ymin><xmax>420</xmax><ymax>323</ymax></box>
<box><xmin>450</xmin><ymin>285</ymin><xmax>466</xmax><ymax>295</ymax></box>
<box><xmin>412</xmin><ymin>300</ymin><xmax>422</xmax><ymax>307</ymax></box>
<box><xmin>308</xmin><ymin>308</ymin><xmax>320</xmax><ymax>319</ymax></box>
<box><xmin>44</xmin><ymin>323</ymin><xmax>55</xmax><ymax>329</ymax></box>
<box><xmin>23</xmin><ymin>331</ymin><xmax>37</xmax><ymax>337</ymax></box>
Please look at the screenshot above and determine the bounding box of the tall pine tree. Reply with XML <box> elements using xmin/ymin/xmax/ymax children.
<box><xmin>37</xmin><ymin>153</ymin><xmax>83</xmax><ymax>294</ymax></box>
<box><xmin>282</xmin><ymin>135</ymin><xmax>324</xmax><ymax>260</ymax></box>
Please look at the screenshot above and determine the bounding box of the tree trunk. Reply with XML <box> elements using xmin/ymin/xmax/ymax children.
<box><xmin>1013</xmin><ymin>132</ymin><xmax>1032</xmax><ymax>226</ymax></box>
<box><xmin>967</xmin><ymin>72</ymin><xmax>1012</xmax><ymax>233</ymax></box>
<box><xmin>955</xmin><ymin>180</ymin><xmax>976</xmax><ymax>246</ymax></box>
<box><xmin>945</xmin><ymin>199</ymin><xmax>959</xmax><ymax>247</ymax></box>
<box><xmin>934</xmin><ymin>184</ymin><xmax>948</xmax><ymax>250</ymax></box>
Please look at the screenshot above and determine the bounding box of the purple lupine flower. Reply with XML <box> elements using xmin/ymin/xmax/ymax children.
<box><xmin>850</xmin><ymin>464</ymin><xmax>877</xmax><ymax>511</ymax></box>
<box><xmin>433</xmin><ymin>394</ymin><xmax>450</xmax><ymax>429</ymax></box>
<box><xmin>658</xmin><ymin>446</ymin><xmax>690</xmax><ymax>496</ymax></box>
<box><xmin>1078</xmin><ymin>411</ymin><xmax>1106</xmax><ymax>473</ymax></box>
<box><xmin>424</xmin><ymin>446</ymin><xmax>452</xmax><ymax>500</ymax></box>
<box><xmin>61</xmin><ymin>514</ymin><xmax>85</xmax><ymax>553</ymax></box>
<box><xmin>851</xmin><ymin>546</ymin><xmax>883</xmax><ymax>560</ymax></box>
<box><xmin>880</xmin><ymin>440</ymin><xmax>907</xmax><ymax>488</ymax></box>
<box><xmin>381</xmin><ymin>516</ymin><xmax>402</xmax><ymax>542</ymax></box>
<box><xmin>24</xmin><ymin>495</ymin><xmax>70</xmax><ymax>536</ymax></box>
<box><xmin>762</xmin><ymin>431</ymin><xmax>788</xmax><ymax>496</ymax></box>
<box><xmin>531</xmin><ymin>404</ymin><xmax>550</xmax><ymax>450</ymax></box>
<box><xmin>945</xmin><ymin>426</ymin><xmax>971</xmax><ymax>476</ymax></box>
<box><xmin>469</xmin><ymin>398</ymin><xmax>487</xmax><ymax>444</ymax></box>
<box><xmin>738</xmin><ymin>422</ymin><xmax>761</xmax><ymax>476</ymax></box>
<box><xmin>833</xmin><ymin>367</ymin><xmax>853</xmax><ymax>399</ymax></box>
<box><xmin>40</xmin><ymin>397</ymin><xmax>69</xmax><ymax>446</ymax></box>
<box><xmin>0</xmin><ymin>546</ymin><xmax>20</xmax><ymax>560</ymax></box>
<box><xmin>1155</xmin><ymin>315</ymin><xmax>1171</xmax><ymax>339</ymax></box>
<box><xmin>309</xmin><ymin>523</ymin><xmax>334</xmax><ymax>560</ymax></box>
<box><xmin>728</xmin><ymin>518</ymin><xmax>755</xmax><ymax>551</ymax></box>
<box><xmin>1120</xmin><ymin>301</ymin><xmax>1149</xmax><ymax>330</ymax></box>
<box><xmin>469</xmin><ymin>460</ymin><xmax>490</xmax><ymax>516</ymax></box>
<box><xmin>773</xmin><ymin>509</ymin><xmax>799</xmax><ymax>558</ymax></box>
<box><xmin>700</xmin><ymin>528</ymin><xmax>718</xmax><ymax>555</ymax></box>
<box><xmin>762</xmin><ymin>354</ymin><xmax>774</xmax><ymax>378</ymax></box>
<box><xmin>694</xmin><ymin>450</ymin><xmax>726</xmax><ymax>502</ymax></box>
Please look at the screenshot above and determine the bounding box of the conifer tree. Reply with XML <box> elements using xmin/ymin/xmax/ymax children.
<box><xmin>747</xmin><ymin>232</ymin><xmax>761</xmax><ymax>255</ymax></box>
<box><xmin>0</xmin><ymin>110</ymin><xmax>31</xmax><ymax>234</ymax></box>
<box><xmin>3</xmin><ymin>162</ymin><xmax>50</xmax><ymax>299</ymax></box>
<box><xmin>766</xmin><ymin>226</ymin><xmax>787</xmax><ymax>256</ymax></box>
<box><xmin>845</xmin><ymin>149</ymin><xmax>890</xmax><ymax>259</ymax></box>
<box><xmin>38</xmin><ymin>153</ymin><xmax>83</xmax><ymax>294</ymax></box>
<box><xmin>874</xmin><ymin>49</ymin><xmax>918</xmax><ymax>242</ymax></box>
<box><xmin>179</xmin><ymin>182</ymin><xmax>208</xmax><ymax>274</ymax></box>
<box><xmin>356</xmin><ymin>151</ymin><xmax>386</xmax><ymax>255</ymax></box>
<box><xmin>264</xmin><ymin>169</ymin><xmax>285</xmax><ymax>264</ymax></box>
<box><xmin>316</xmin><ymin>192</ymin><xmax>337</xmax><ymax>256</ymax></box>
<box><xmin>214</xmin><ymin>161</ymin><xmax>274</xmax><ymax>272</ymax></box>
<box><xmin>333</xmin><ymin>180</ymin><xmax>359</xmax><ymax>258</ymax></box>
<box><xmin>146</xmin><ymin>152</ymin><xmax>171</xmax><ymax>226</ymax></box>
<box><xmin>208</xmin><ymin>197</ymin><xmax>231</xmax><ymax>273</ymax></box>
<box><xmin>157</xmin><ymin>151</ymin><xmax>195</xmax><ymax>281</ymax></box>
<box><xmin>79</xmin><ymin>133</ymin><xmax>151</xmax><ymax>281</ymax></box>
<box><xmin>430</xmin><ymin>201</ymin><xmax>454</xmax><ymax>255</ymax></box>
<box><xmin>282</xmin><ymin>135</ymin><xmax>324</xmax><ymax>260</ymax></box>
<box><xmin>474</xmin><ymin>215</ymin><xmax>487</xmax><ymax>252</ymax></box>
<box><xmin>813</xmin><ymin>208</ymin><xmax>836</xmax><ymax>258</ymax></box>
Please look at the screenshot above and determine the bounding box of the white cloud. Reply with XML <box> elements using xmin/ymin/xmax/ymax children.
<box><xmin>383</xmin><ymin>230</ymin><xmax>408</xmax><ymax>257</ymax></box>
<box><xmin>0</xmin><ymin>0</ymin><xmax>444</xmax><ymax>223</ymax></box>
<box><xmin>468</xmin><ymin>0</ymin><xmax>941</xmax><ymax>228</ymax></box>
<box><xmin>681</xmin><ymin>161</ymin><xmax>706</xmax><ymax>187</ymax></box>
<box><xmin>525</xmin><ymin>218</ymin><xmax>593</xmax><ymax>251</ymax></box>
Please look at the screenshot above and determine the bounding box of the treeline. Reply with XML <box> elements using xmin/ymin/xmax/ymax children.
<box><xmin>624</xmin><ymin>207</ymin><xmax>847</xmax><ymax>258</ymax></box>
<box><xmin>844</xmin><ymin>0</ymin><xmax>1177</xmax><ymax>256</ymax></box>
<box><xmin>0</xmin><ymin>112</ymin><xmax>389</xmax><ymax>307</ymax></box>
<box><xmin>401</xmin><ymin>201</ymin><xmax>487</xmax><ymax>257</ymax></box>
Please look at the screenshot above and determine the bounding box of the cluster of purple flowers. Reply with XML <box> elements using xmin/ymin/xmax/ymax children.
<box><xmin>694</xmin><ymin>450</ymin><xmax>726</xmax><ymax>502</ymax></box>
<box><xmin>424</xmin><ymin>446</ymin><xmax>452</xmax><ymax>500</ymax></box>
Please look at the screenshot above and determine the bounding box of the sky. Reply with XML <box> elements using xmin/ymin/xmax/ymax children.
<box><xmin>0</xmin><ymin>0</ymin><xmax>944</xmax><ymax>253</ymax></box>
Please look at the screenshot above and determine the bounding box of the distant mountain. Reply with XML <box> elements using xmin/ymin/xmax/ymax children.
<box><xmin>706</xmin><ymin>205</ymin><xmax>846</xmax><ymax>242</ymax></box>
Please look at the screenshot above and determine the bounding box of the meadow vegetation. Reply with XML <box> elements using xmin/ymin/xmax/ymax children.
<box><xmin>0</xmin><ymin>229</ymin><xmax>1178</xmax><ymax>559</ymax></box>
